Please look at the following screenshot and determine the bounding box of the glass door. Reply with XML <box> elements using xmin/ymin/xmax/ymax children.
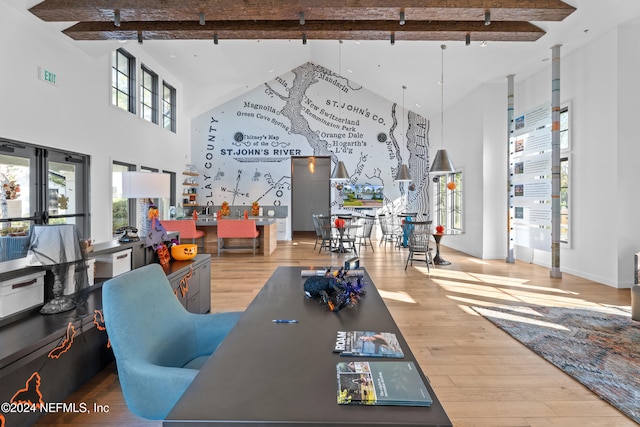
<box><xmin>45</xmin><ymin>150</ymin><xmax>89</xmax><ymax>236</ymax></box>
<box><xmin>0</xmin><ymin>140</ymin><xmax>90</xmax><ymax>264</ymax></box>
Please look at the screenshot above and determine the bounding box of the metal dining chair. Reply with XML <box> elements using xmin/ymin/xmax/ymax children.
<box><xmin>356</xmin><ymin>215</ymin><xmax>375</xmax><ymax>252</ymax></box>
<box><xmin>404</xmin><ymin>220</ymin><xmax>435</xmax><ymax>271</ymax></box>
<box><xmin>377</xmin><ymin>213</ymin><xmax>400</xmax><ymax>247</ymax></box>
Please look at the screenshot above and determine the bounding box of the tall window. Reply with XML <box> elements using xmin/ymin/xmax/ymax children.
<box><xmin>112</xmin><ymin>161</ymin><xmax>135</xmax><ymax>232</ymax></box>
<box><xmin>433</xmin><ymin>171</ymin><xmax>463</xmax><ymax>231</ymax></box>
<box><xmin>163</xmin><ymin>82</ymin><xmax>177</xmax><ymax>133</ymax></box>
<box><xmin>559</xmin><ymin>106</ymin><xmax>570</xmax><ymax>245</ymax></box>
<box><xmin>112</xmin><ymin>48</ymin><xmax>136</xmax><ymax>114</ymax></box>
<box><xmin>141</xmin><ymin>65</ymin><xmax>158</xmax><ymax>124</ymax></box>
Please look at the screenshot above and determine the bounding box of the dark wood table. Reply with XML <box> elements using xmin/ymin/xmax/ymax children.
<box><xmin>164</xmin><ymin>266</ymin><xmax>451</xmax><ymax>427</ymax></box>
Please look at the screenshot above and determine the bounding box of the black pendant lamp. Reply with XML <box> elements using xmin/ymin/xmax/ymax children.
<box><xmin>430</xmin><ymin>44</ymin><xmax>456</xmax><ymax>174</ymax></box>
<box><xmin>395</xmin><ymin>85</ymin><xmax>412</xmax><ymax>181</ymax></box>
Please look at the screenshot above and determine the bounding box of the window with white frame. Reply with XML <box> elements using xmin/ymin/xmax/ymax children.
<box><xmin>433</xmin><ymin>171</ymin><xmax>463</xmax><ymax>230</ymax></box>
<box><xmin>559</xmin><ymin>105</ymin><xmax>570</xmax><ymax>245</ymax></box>
<box><xmin>111</xmin><ymin>48</ymin><xmax>136</xmax><ymax>114</ymax></box>
<box><xmin>141</xmin><ymin>65</ymin><xmax>159</xmax><ymax>124</ymax></box>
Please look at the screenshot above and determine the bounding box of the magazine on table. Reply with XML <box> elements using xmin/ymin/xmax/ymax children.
<box><xmin>333</xmin><ymin>331</ymin><xmax>404</xmax><ymax>358</ymax></box>
<box><xmin>336</xmin><ymin>361</ymin><xmax>432</xmax><ymax>406</ymax></box>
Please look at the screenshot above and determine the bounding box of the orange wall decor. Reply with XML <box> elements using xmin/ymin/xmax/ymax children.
<box><xmin>48</xmin><ymin>322</ymin><xmax>76</xmax><ymax>359</ymax></box>
<box><xmin>11</xmin><ymin>372</ymin><xmax>44</xmax><ymax>409</ymax></box>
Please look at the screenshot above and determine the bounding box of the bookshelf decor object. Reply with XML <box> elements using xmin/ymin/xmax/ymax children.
<box><xmin>182</xmin><ymin>164</ymin><xmax>199</xmax><ymax>208</ymax></box>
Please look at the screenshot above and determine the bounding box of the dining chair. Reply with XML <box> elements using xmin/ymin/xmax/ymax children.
<box><xmin>311</xmin><ymin>214</ymin><xmax>323</xmax><ymax>250</ymax></box>
<box><xmin>335</xmin><ymin>215</ymin><xmax>358</xmax><ymax>255</ymax></box>
<box><xmin>404</xmin><ymin>220</ymin><xmax>435</xmax><ymax>271</ymax></box>
<box><xmin>317</xmin><ymin>215</ymin><xmax>335</xmax><ymax>253</ymax></box>
<box><xmin>355</xmin><ymin>215</ymin><xmax>375</xmax><ymax>252</ymax></box>
<box><xmin>378</xmin><ymin>213</ymin><xmax>400</xmax><ymax>247</ymax></box>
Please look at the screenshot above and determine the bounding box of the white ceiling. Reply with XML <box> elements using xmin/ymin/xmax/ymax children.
<box><xmin>15</xmin><ymin>1</ymin><xmax>640</xmax><ymax>119</ymax></box>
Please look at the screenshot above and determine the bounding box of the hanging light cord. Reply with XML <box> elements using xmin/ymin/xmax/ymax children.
<box><xmin>440</xmin><ymin>44</ymin><xmax>446</xmax><ymax>150</ymax></box>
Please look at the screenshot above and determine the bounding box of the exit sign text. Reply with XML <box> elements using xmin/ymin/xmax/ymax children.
<box><xmin>38</xmin><ymin>67</ymin><xmax>57</xmax><ymax>86</ymax></box>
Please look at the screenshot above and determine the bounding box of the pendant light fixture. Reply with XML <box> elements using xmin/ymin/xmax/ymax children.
<box><xmin>331</xmin><ymin>40</ymin><xmax>350</xmax><ymax>181</ymax></box>
<box><xmin>430</xmin><ymin>44</ymin><xmax>456</xmax><ymax>174</ymax></box>
<box><xmin>395</xmin><ymin>85</ymin><xmax>412</xmax><ymax>181</ymax></box>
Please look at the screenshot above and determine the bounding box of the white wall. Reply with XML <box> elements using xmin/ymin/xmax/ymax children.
<box><xmin>0</xmin><ymin>4</ymin><xmax>191</xmax><ymax>243</ymax></box>
<box><xmin>435</xmin><ymin>82</ymin><xmax>507</xmax><ymax>260</ymax></box>
<box><xmin>446</xmin><ymin>20</ymin><xmax>640</xmax><ymax>288</ymax></box>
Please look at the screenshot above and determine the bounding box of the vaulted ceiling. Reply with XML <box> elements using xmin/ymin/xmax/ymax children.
<box><xmin>30</xmin><ymin>0</ymin><xmax>576</xmax><ymax>43</ymax></box>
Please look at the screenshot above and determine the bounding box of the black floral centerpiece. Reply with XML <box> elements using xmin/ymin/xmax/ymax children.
<box><xmin>303</xmin><ymin>269</ymin><xmax>366</xmax><ymax>312</ymax></box>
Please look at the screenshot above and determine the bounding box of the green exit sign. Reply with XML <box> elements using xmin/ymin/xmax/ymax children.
<box><xmin>38</xmin><ymin>67</ymin><xmax>57</xmax><ymax>86</ymax></box>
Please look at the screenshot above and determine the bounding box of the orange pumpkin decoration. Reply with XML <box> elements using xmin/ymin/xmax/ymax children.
<box><xmin>171</xmin><ymin>244</ymin><xmax>198</xmax><ymax>261</ymax></box>
<box><xmin>447</xmin><ymin>181</ymin><xmax>457</xmax><ymax>190</ymax></box>
<box><xmin>435</xmin><ymin>225</ymin><xmax>445</xmax><ymax>233</ymax></box>
<box><xmin>334</xmin><ymin>218</ymin><xmax>345</xmax><ymax>228</ymax></box>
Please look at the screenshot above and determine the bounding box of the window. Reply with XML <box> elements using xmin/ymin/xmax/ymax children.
<box><xmin>0</xmin><ymin>138</ymin><xmax>90</xmax><ymax>264</ymax></box>
<box><xmin>112</xmin><ymin>161</ymin><xmax>136</xmax><ymax>232</ymax></box>
<box><xmin>162</xmin><ymin>82</ymin><xmax>177</xmax><ymax>133</ymax></box>
<box><xmin>559</xmin><ymin>106</ymin><xmax>570</xmax><ymax>245</ymax></box>
<box><xmin>141</xmin><ymin>65</ymin><xmax>159</xmax><ymax>124</ymax></box>
<box><xmin>112</xmin><ymin>48</ymin><xmax>136</xmax><ymax>114</ymax></box>
<box><xmin>433</xmin><ymin>171</ymin><xmax>463</xmax><ymax>231</ymax></box>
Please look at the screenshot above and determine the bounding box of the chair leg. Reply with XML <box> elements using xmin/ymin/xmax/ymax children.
<box><xmin>405</xmin><ymin>249</ymin><xmax>412</xmax><ymax>270</ymax></box>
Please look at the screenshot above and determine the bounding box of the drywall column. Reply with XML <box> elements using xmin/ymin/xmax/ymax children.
<box><xmin>506</xmin><ymin>74</ymin><xmax>515</xmax><ymax>263</ymax></box>
<box><xmin>550</xmin><ymin>45</ymin><xmax>562</xmax><ymax>279</ymax></box>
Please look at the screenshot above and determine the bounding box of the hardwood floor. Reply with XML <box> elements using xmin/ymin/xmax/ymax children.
<box><xmin>35</xmin><ymin>232</ymin><xmax>636</xmax><ymax>426</ymax></box>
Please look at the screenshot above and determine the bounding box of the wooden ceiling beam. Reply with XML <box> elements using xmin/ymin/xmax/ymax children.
<box><xmin>30</xmin><ymin>0</ymin><xmax>576</xmax><ymax>23</ymax></box>
<box><xmin>63</xmin><ymin>20</ymin><xmax>545</xmax><ymax>42</ymax></box>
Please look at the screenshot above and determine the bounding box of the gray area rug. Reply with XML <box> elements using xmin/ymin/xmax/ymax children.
<box><xmin>472</xmin><ymin>304</ymin><xmax>640</xmax><ymax>423</ymax></box>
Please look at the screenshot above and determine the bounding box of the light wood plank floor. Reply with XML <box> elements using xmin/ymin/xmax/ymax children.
<box><xmin>35</xmin><ymin>232</ymin><xmax>636</xmax><ymax>426</ymax></box>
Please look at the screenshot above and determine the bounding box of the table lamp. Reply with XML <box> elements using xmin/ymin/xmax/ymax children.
<box><xmin>122</xmin><ymin>172</ymin><xmax>170</xmax><ymax>237</ymax></box>
<box><xmin>27</xmin><ymin>224</ymin><xmax>85</xmax><ymax>314</ymax></box>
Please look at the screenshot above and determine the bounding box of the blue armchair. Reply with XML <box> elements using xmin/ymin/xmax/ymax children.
<box><xmin>102</xmin><ymin>263</ymin><xmax>242</xmax><ymax>420</ymax></box>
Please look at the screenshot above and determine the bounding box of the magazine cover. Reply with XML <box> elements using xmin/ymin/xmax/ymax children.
<box><xmin>336</xmin><ymin>361</ymin><xmax>432</xmax><ymax>406</ymax></box>
<box><xmin>334</xmin><ymin>331</ymin><xmax>404</xmax><ymax>358</ymax></box>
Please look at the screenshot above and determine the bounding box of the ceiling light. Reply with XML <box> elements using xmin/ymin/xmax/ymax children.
<box><xmin>390</xmin><ymin>33</ymin><xmax>395</xmax><ymax>45</ymax></box>
<box><xmin>114</xmin><ymin>9</ymin><xmax>120</xmax><ymax>27</ymax></box>
<box><xmin>299</xmin><ymin>11</ymin><xmax>305</xmax><ymax>25</ymax></box>
<box><xmin>465</xmin><ymin>33</ymin><xmax>471</xmax><ymax>46</ymax></box>
<box><xmin>213</xmin><ymin>33</ymin><xmax>219</xmax><ymax>44</ymax></box>
<box><xmin>137</xmin><ymin>31</ymin><xmax>143</xmax><ymax>45</ymax></box>
<box><xmin>399</xmin><ymin>11</ymin><xmax>405</xmax><ymax>25</ymax></box>
<box><xmin>199</xmin><ymin>12</ymin><xmax>205</xmax><ymax>26</ymax></box>
<box><xmin>395</xmin><ymin>85</ymin><xmax>412</xmax><ymax>182</ymax></box>
<box><xmin>331</xmin><ymin>161</ymin><xmax>350</xmax><ymax>180</ymax></box>
<box><xmin>302</xmin><ymin>33</ymin><xmax>307</xmax><ymax>44</ymax></box>
<box><xmin>484</xmin><ymin>11</ymin><xmax>491</xmax><ymax>26</ymax></box>
<box><xmin>431</xmin><ymin>45</ymin><xmax>456</xmax><ymax>174</ymax></box>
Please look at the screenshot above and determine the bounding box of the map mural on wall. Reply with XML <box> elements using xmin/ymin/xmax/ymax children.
<box><xmin>191</xmin><ymin>62</ymin><xmax>432</xmax><ymax>215</ymax></box>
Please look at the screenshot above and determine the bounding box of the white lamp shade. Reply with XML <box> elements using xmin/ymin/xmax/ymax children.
<box><xmin>122</xmin><ymin>172</ymin><xmax>170</xmax><ymax>198</ymax></box>
<box><xmin>28</xmin><ymin>224</ymin><xmax>82</xmax><ymax>265</ymax></box>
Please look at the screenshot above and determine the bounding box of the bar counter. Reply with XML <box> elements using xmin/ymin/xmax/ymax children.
<box><xmin>194</xmin><ymin>217</ymin><xmax>277</xmax><ymax>255</ymax></box>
